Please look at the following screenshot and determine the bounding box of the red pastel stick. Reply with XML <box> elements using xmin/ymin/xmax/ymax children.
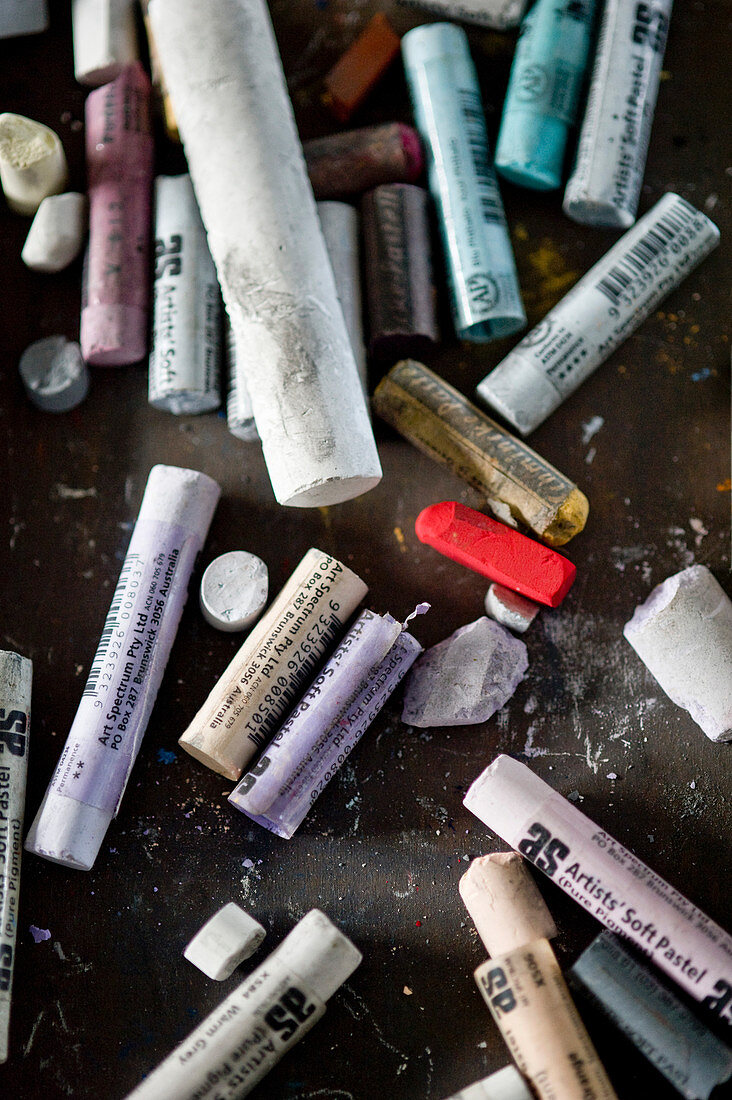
<box><xmin>415</xmin><ymin>501</ymin><xmax>576</xmax><ymax>607</ymax></box>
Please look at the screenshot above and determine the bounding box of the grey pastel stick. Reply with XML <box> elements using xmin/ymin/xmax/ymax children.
<box><xmin>571</xmin><ymin>932</ymin><xmax>732</xmax><ymax>1100</ymax></box>
<box><xmin>0</xmin><ymin>0</ymin><xmax>47</xmax><ymax>38</ymax></box>
<box><xmin>317</xmin><ymin>201</ymin><xmax>367</xmax><ymax>395</ymax></box>
<box><xmin>477</xmin><ymin>194</ymin><xmax>719</xmax><ymax>435</ymax></box>
<box><xmin>148</xmin><ymin>0</ymin><xmax>381</xmax><ymax>507</ymax></box>
<box><xmin>149</xmin><ymin>174</ymin><xmax>221</xmax><ymax>415</ymax></box>
<box><xmin>25</xmin><ymin>466</ymin><xmax>220</xmax><ymax>871</ymax></box>
<box><xmin>0</xmin><ymin>650</ymin><xmax>32</xmax><ymax>1064</ymax></box>
<box><xmin>564</xmin><ymin>0</ymin><xmax>673</xmax><ymax>227</ymax></box>
<box><xmin>19</xmin><ymin>336</ymin><xmax>89</xmax><ymax>413</ymax></box>
<box><xmin>442</xmin><ymin>1066</ymin><xmax>535</xmax><ymax>1099</ymax></box>
<box><xmin>124</xmin><ymin>909</ymin><xmax>361</xmax><ymax>1099</ymax></box>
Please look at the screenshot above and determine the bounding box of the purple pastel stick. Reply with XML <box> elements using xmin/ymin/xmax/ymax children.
<box><xmin>229</xmin><ymin>624</ymin><xmax>422</xmax><ymax>839</ymax></box>
<box><xmin>81</xmin><ymin>62</ymin><xmax>154</xmax><ymax>366</ymax></box>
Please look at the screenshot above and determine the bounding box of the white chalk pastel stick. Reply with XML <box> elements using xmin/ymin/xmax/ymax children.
<box><xmin>184</xmin><ymin>903</ymin><xmax>266</xmax><ymax>980</ymax></box>
<box><xmin>443</xmin><ymin>1066</ymin><xmax>533</xmax><ymax>1100</ymax></box>
<box><xmin>317</xmin><ymin>201</ymin><xmax>368</xmax><ymax>396</ymax></box>
<box><xmin>464</xmin><ymin>755</ymin><xmax>732</xmax><ymax>1027</ymax></box>
<box><xmin>396</xmin><ymin>0</ymin><xmax>528</xmax><ymax>31</ymax></box>
<box><xmin>25</xmin><ymin>466</ymin><xmax>220</xmax><ymax>871</ymax></box>
<box><xmin>125</xmin><ymin>909</ymin><xmax>361</xmax><ymax>1099</ymax></box>
<box><xmin>0</xmin><ymin>0</ymin><xmax>47</xmax><ymax>38</ymax></box>
<box><xmin>459</xmin><ymin>851</ymin><xmax>557</xmax><ymax>957</ymax></box>
<box><xmin>71</xmin><ymin>0</ymin><xmax>138</xmax><ymax>86</ymax></box>
<box><xmin>21</xmin><ymin>192</ymin><xmax>87</xmax><ymax>272</ymax></box>
<box><xmin>199</xmin><ymin>551</ymin><xmax>269</xmax><ymax>632</ymax></box>
<box><xmin>149</xmin><ymin>174</ymin><xmax>221</xmax><ymax>415</ymax></box>
<box><xmin>148</xmin><ymin>0</ymin><xmax>381</xmax><ymax>507</ymax></box>
<box><xmin>0</xmin><ymin>650</ymin><xmax>32</xmax><ymax>1064</ymax></box>
<box><xmin>623</xmin><ymin>564</ymin><xmax>732</xmax><ymax>743</ymax></box>
<box><xmin>0</xmin><ymin>113</ymin><xmax>67</xmax><ymax>216</ymax></box>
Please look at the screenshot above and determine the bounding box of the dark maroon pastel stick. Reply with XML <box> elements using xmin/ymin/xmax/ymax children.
<box><xmin>304</xmin><ymin>122</ymin><xmax>423</xmax><ymax>200</ymax></box>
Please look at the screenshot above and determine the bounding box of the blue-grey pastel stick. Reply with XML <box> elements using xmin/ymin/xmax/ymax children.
<box><xmin>401</xmin><ymin>22</ymin><xmax>526</xmax><ymax>343</ymax></box>
<box><xmin>571</xmin><ymin>932</ymin><xmax>732</xmax><ymax>1100</ymax></box>
<box><xmin>495</xmin><ymin>0</ymin><xmax>598</xmax><ymax>191</ymax></box>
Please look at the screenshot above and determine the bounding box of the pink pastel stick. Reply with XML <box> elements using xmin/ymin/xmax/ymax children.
<box><xmin>81</xmin><ymin>62</ymin><xmax>154</xmax><ymax>366</ymax></box>
<box><xmin>415</xmin><ymin>501</ymin><xmax>576</xmax><ymax>607</ymax></box>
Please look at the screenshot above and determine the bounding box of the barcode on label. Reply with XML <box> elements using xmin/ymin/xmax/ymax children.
<box><xmin>82</xmin><ymin>554</ymin><xmax>140</xmax><ymax>698</ymax></box>
<box><xmin>596</xmin><ymin>199</ymin><xmax>696</xmax><ymax>306</ymax></box>
<box><xmin>458</xmin><ymin>89</ymin><xmax>504</xmax><ymax>225</ymax></box>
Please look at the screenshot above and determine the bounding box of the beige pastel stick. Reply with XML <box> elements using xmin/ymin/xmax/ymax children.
<box><xmin>459</xmin><ymin>852</ymin><xmax>557</xmax><ymax>957</ymax></box>
<box><xmin>179</xmin><ymin>548</ymin><xmax>367</xmax><ymax>780</ymax></box>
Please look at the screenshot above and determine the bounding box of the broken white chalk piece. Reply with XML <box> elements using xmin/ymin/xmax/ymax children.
<box><xmin>199</xmin><ymin>551</ymin><xmax>269</xmax><ymax>633</ymax></box>
<box><xmin>22</xmin><ymin>192</ymin><xmax>87</xmax><ymax>272</ymax></box>
<box><xmin>623</xmin><ymin>564</ymin><xmax>732</xmax><ymax>743</ymax></box>
<box><xmin>71</xmin><ymin>0</ymin><xmax>138</xmax><ymax>86</ymax></box>
<box><xmin>124</xmin><ymin>909</ymin><xmax>361</xmax><ymax>1100</ymax></box>
<box><xmin>148</xmin><ymin>0</ymin><xmax>381</xmax><ymax>507</ymax></box>
<box><xmin>402</xmin><ymin>617</ymin><xmax>528</xmax><ymax>727</ymax></box>
<box><xmin>0</xmin><ymin>113</ymin><xmax>68</xmax><ymax>216</ymax></box>
<box><xmin>149</xmin><ymin>174</ymin><xmax>221</xmax><ymax>415</ymax></box>
<box><xmin>485</xmin><ymin>583</ymin><xmax>539</xmax><ymax>634</ymax></box>
<box><xmin>442</xmin><ymin>1065</ymin><xmax>534</xmax><ymax>1100</ymax></box>
<box><xmin>0</xmin><ymin>0</ymin><xmax>48</xmax><ymax>38</ymax></box>
<box><xmin>19</xmin><ymin>336</ymin><xmax>89</xmax><ymax>413</ymax></box>
<box><xmin>183</xmin><ymin>902</ymin><xmax>266</xmax><ymax>980</ymax></box>
<box><xmin>459</xmin><ymin>852</ymin><xmax>557</xmax><ymax>958</ymax></box>
<box><xmin>317</xmin><ymin>201</ymin><xmax>368</xmax><ymax>396</ymax></box>
<box><xmin>25</xmin><ymin>465</ymin><xmax>220</xmax><ymax>871</ymax></box>
<box><xmin>0</xmin><ymin>649</ymin><xmax>32</xmax><ymax>1065</ymax></box>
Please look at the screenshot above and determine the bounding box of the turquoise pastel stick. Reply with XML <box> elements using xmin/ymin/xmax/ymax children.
<box><xmin>401</xmin><ymin>22</ymin><xmax>526</xmax><ymax>343</ymax></box>
<box><xmin>495</xmin><ymin>0</ymin><xmax>597</xmax><ymax>191</ymax></box>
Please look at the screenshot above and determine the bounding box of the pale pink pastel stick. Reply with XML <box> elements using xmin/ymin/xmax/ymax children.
<box><xmin>81</xmin><ymin>62</ymin><xmax>153</xmax><ymax>366</ymax></box>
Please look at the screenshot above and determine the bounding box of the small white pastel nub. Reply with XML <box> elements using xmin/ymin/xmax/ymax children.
<box><xmin>71</xmin><ymin>0</ymin><xmax>138</xmax><ymax>86</ymax></box>
<box><xmin>200</xmin><ymin>551</ymin><xmax>269</xmax><ymax>632</ymax></box>
<box><xmin>0</xmin><ymin>113</ymin><xmax>68</xmax><ymax>216</ymax></box>
<box><xmin>485</xmin><ymin>583</ymin><xmax>539</xmax><ymax>634</ymax></box>
<box><xmin>184</xmin><ymin>902</ymin><xmax>266</xmax><ymax>980</ymax></box>
<box><xmin>443</xmin><ymin>1065</ymin><xmax>534</xmax><ymax>1100</ymax></box>
<box><xmin>19</xmin><ymin>336</ymin><xmax>89</xmax><ymax>412</ymax></box>
<box><xmin>22</xmin><ymin>192</ymin><xmax>87</xmax><ymax>272</ymax></box>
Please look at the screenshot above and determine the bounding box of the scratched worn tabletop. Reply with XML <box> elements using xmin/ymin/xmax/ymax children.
<box><xmin>0</xmin><ymin>2</ymin><xmax>730</xmax><ymax>1098</ymax></box>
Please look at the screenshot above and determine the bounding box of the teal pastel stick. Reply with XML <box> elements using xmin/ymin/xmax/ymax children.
<box><xmin>401</xmin><ymin>23</ymin><xmax>526</xmax><ymax>343</ymax></box>
<box><xmin>495</xmin><ymin>0</ymin><xmax>598</xmax><ymax>191</ymax></box>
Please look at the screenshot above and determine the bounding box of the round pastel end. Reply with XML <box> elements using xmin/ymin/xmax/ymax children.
<box><xmin>200</xmin><ymin>551</ymin><xmax>269</xmax><ymax>632</ymax></box>
<box><xmin>19</xmin><ymin>335</ymin><xmax>89</xmax><ymax>412</ymax></box>
<box><xmin>398</xmin><ymin>123</ymin><xmax>424</xmax><ymax>180</ymax></box>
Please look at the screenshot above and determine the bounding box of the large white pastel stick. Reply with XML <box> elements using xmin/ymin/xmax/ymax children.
<box><xmin>0</xmin><ymin>0</ymin><xmax>47</xmax><ymax>38</ymax></box>
<box><xmin>179</xmin><ymin>548</ymin><xmax>368</xmax><ymax>781</ymax></box>
<box><xmin>229</xmin><ymin>618</ymin><xmax>422</xmax><ymax>839</ymax></box>
<box><xmin>148</xmin><ymin>0</ymin><xmax>382</xmax><ymax>507</ymax></box>
<box><xmin>464</xmin><ymin>755</ymin><xmax>732</xmax><ymax>1027</ymax></box>
<box><xmin>124</xmin><ymin>909</ymin><xmax>361</xmax><ymax>1100</ymax></box>
<box><xmin>71</xmin><ymin>0</ymin><xmax>138</xmax><ymax>86</ymax></box>
<box><xmin>21</xmin><ymin>192</ymin><xmax>87</xmax><ymax>272</ymax></box>
<box><xmin>25</xmin><ymin>466</ymin><xmax>220</xmax><ymax>871</ymax></box>
<box><xmin>623</xmin><ymin>564</ymin><xmax>732</xmax><ymax>743</ymax></box>
<box><xmin>0</xmin><ymin>650</ymin><xmax>32</xmax><ymax>1064</ymax></box>
<box><xmin>0</xmin><ymin>113</ymin><xmax>67</xmax><ymax>216</ymax></box>
<box><xmin>149</xmin><ymin>175</ymin><xmax>221</xmax><ymax>416</ymax></box>
<box><xmin>442</xmin><ymin>1066</ymin><xmax>533</xmax><ymax>1100</ymax></box>
<box><xmin>317</xmin><ymin>201</ymin><xmax>368</xmax><ymax>396</ymax></box>
<box><xmin>459</xmin><ymin>852</ymin><xmax>557</xmax><ymax>957</ymax></box>
<box><xmin>184</xmin><ymin>903</ymin><xmax>266</xmax><ymax>980</ymax></box>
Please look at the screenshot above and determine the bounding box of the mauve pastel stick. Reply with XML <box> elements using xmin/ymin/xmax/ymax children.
<box><xmin>81</xmin><ymin>62</ymin><xmax>154</xmax><ymax>366</ymax></box>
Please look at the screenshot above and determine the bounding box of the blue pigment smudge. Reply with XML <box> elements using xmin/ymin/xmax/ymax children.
<box><xmin>157</xmin><ymin>748</ymin><xmax>177</xmax><ymax>764</ymax></box>
<box><xmin>691</xmin><ymin>367</ymin><xmax>712</xmax><ymax>382</ymax></box>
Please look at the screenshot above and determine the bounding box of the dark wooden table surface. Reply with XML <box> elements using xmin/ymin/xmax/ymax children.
<box><xmin>0</xmin><ymin>2</ymin><xmax>730</xmax><ymax>1097</ymax></box>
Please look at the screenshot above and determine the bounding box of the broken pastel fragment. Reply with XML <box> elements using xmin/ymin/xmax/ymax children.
<box><xmin>0</xmin><ymin>113</ymin><xmax>68</xmax><ymax>215</ymax></box>
<box><xmin>19</xmin><ymin>336</ymin><xmax>89</xmax><ymax>412</ymax></box>
<box><xmin>322</xmin><ymin>12</ymin><xmax>401</xmax><ymax>123</ymax></box>
<box><xmin>623</xmin><ymin>564</ymin><xmax>732</xmax><ymax>743</ymax></box>
<box><xmin>442</xmin><ymin>1065</ymin><xmax>534</xmax><ymax>1100</ymax></box>
<box><xmin>184</xmin><ymin>902</ymin><xmax>265</xmax><ymax>980</ymax></box>
<box><xmin>22</xmin><ymin>192</ymin><xmax>87</xmax><ymax>272</ymax></box>
<box><xmin>416</xmin><ymin>501</ymin><xmax>576</xmax><ymax>607</ymax></box>
<box><xmin>402</xmin><ymin>617</ymin><xmax>527</xmax><ymax>728</ymax></box>
<box><xmin>485</xmin><ymin>583</ymin><xmax>539</xmax><ymax>634</ymax></box>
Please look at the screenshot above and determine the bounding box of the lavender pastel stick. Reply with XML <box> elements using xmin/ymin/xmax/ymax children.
<box><xmin>81</xmin><ymin>63</ymin><xmax>154</xmax><ymax>366</ymax></box>
<box><xmin>25</xmin><ymin>465</ymin><xmax>220</xmax><ymax>871</ymax></box>
<box><xmin>230</xmin><ymin>626</ymin><xmax>422</xmax><ymax>839</ymax></box>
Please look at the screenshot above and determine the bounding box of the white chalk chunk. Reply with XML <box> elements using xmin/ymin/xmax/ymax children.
<box><xmin>19</xmin><ymin>335</ymin><xmax>89</xmax><ymax>413</ymax></box>
<box><xmin>0</xmin><ymin>650</ymin><xmax>32</xmax><ymax>1064</ymax></box>
<box><xmin>484</xmin><ymin>584</ymin><xmax>539</xmax><ymax>634</ymax></box>
<box><xmin>402</xmin><ymin>617</ymin><xmax>528</xmax><ymax>727</ymax></box>
<box><xmin>148</xmin><ymin>0</ymin><xmax>381</xmax><ymax>507</ymax></box>
<box><xmin>149</xmin><ymin>175</ymin><xmax>221</xmax><ymax>415</ymax></box>
<box><xmin>443</xmin><ymin>1066</ymin><xmax>534</xmax><ymax>1100</ymax></box>
<box><xmin>71</xmin><ymin>0</ymin><xmax>138</xmax><ymax>86</ymax></box>
<box><xmin>184</xmin><ymin>903</ymin><xmax>266</xmax><ymax>980</ymax></box>
<box><xmin>225</xmin><ymin>317</ymin><xmax>259</xmax><ymax>442</ymax></box>
<box><xmin>623</xmin><ymin>564</ymin><xmax>732</xmax><ymax>743</ymax></box>
<box><xmin>21</xmin><ymin>192</ymin><xmax>87</xmax><ymax>272</ymax></box>
<box><xmin>396</xmin><ymin>0</ymin><xmax>528</xmax><ymax>30</ymax></box>
<box><xmin>200</xmin><ymin>551</ymin><xmax>269</xmax><ymax>633</ymax></box>
<box><xmin>0</xmin><ymin>0</ymin><xmax>47</xmax><ymax>38</ymax></box>
<box><xmin>0</xmin><ymin>113</ymin><xmax>67</xmax><ymax>216</ymax></box>
<box><xmin>25</xmin><ymin>466</ymin><xmax>220</xmax><ymax>871</ymax></box>
<box><xmin>459</xmin><ymin>852</ymin><xmax>557</xmax><ymax>957</ymax></box>
<box><xmin>125</xmin><ymin>909</ymin><xmax>361</xmax><ymax>1100</ymax></box>
<box><xmin>317</xmin><ymin>201</ymin><xmax>368</xmax><ymax>396</ymax></box>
